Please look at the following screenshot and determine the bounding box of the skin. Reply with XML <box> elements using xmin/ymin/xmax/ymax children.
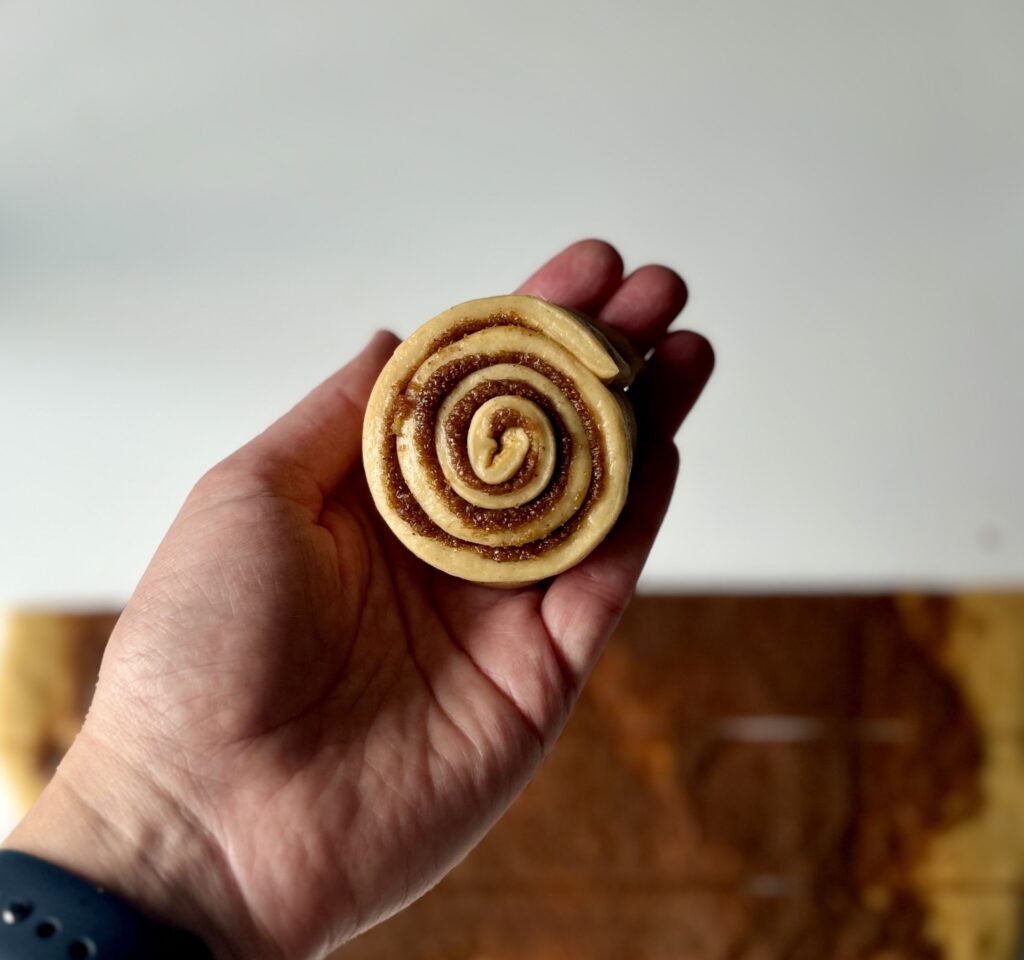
<box><xmin>3</xmin><ymin>240</ymin><xmax>714</xmax><ymax>959</ymax></box>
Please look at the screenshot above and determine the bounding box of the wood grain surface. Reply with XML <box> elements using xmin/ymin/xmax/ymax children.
<box><xmin>2</xmin><ymin>596</ymin><xmax>1022</xmax><ymax>959</ymax></box>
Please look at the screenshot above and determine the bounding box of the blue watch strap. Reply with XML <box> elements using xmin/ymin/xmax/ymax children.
<box><xmin>0</xmin><ymin>850</ymin><xmax>214</xmax><ymax>959</ymax></box>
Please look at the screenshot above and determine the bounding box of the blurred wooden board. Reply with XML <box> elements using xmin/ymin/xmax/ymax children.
<box><xmin>0</xmin><ymin>610</ymin><xmax>113</xmax><ymax>812</ymax></box>
<box><xmin>2</xmin><ymin>596</ymin><xmax>1022</xmax><ymax>958</ymax></box>
<box><xmin>341</xmin><ymin>596</ymin><xmax>1017</xmax><ymax>960</ymax></box>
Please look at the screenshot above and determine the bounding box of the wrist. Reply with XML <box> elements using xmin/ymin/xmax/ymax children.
<box><xmin>1</xmin><ymin>733</ymin><xmax>278</xmax><ymax>960</ymax></box>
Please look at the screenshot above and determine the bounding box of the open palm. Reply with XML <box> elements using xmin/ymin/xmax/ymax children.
<box><xmin>8</xmin><ymin>240</ymin><xmax>713</xmax><ymax>960</ymax></box>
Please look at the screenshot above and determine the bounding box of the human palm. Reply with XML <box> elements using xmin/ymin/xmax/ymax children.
<box><xmin>6</xmin><ymin>240</ymin><xmax>712</xmax><ymax>960</ymax></box>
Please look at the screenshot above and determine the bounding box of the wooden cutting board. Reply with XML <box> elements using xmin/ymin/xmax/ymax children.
<box><xmin>2</xmin><ymin>596</ymin><xmax>1022</xmax><ymax>959</ymax></box>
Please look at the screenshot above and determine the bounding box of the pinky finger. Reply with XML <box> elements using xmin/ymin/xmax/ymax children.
<box><xmin>632</xmin><ymin>330</ymin><xmax>715</xmax><ymax>440</ymax></box>
<box><xmin>540</xmin><ymin>329</ymin><xmax>714</xmax><ymax>683</ymax></box>
<box><xmin>541</xmin><ymin>440</ymin><xmax>680</xmax><ymax>682</ymax></box>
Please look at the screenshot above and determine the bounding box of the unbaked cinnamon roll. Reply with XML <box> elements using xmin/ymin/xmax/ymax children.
<box><xmin>362</xmin><ymin>295</ymin><xmax>640</xmax><ymax>585</ymax></box>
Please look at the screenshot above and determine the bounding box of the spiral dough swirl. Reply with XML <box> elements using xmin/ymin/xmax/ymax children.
<box><xmin>362</xmin><ymin>295</ymin><xmax>639</xmax><ymax>585</ymax></box>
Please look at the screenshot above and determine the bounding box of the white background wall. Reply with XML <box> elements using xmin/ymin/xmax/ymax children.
<box><xmin>2</xmin><ymin>1</ymin><xmax>1022</xmax><ymax>606</ymax></box>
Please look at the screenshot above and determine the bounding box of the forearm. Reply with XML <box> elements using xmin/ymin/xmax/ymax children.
<box><xmin>2</xmin><ymin>733</ymin><xmax>279</xmax><ymax>960</ymax></box>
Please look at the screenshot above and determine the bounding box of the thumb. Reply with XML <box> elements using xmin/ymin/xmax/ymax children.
<box><xmin>244</xmin><ymin>329</ymin><xmax>400</xmax><ymax>494</ymax></box>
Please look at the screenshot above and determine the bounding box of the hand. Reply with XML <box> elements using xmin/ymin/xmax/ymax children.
<box><xmin>4</xmin><ymin>240</ymin><xmax>713</xmax><ymax>959</ymax></box>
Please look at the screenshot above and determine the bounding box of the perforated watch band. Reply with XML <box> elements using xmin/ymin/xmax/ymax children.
<box><xmin>0</xmin><ymin>850</ymin><xmax>214</xmax><ymax>959</ymax></box>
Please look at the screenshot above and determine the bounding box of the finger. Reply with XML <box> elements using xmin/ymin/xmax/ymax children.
<box><xmin>243</xmin><ymin>330</ymin><xmax>400</xmax><ymax>493</ymax></box>
<box><xmin>596</xmin><ymin>264</ymin><xmax>689</xmax><ymax>351</ymax></box>
<box><xmin>632</xmin><ymin>330</ymin><xmax>715</xmax><ymax>438</ymax></box>
<box><xmin>540</xmin><ymin>330</ymin><xmax>714</xmax><ymax>681</ymax></box>
<box><xmin>541</xmin><ymin>440</ymin><xmax>679</xmax><ymax>682</ymax></box>
<box><xmin>515</xmin><ymin>238</ymin><xmax>624</xmax><ymax>313</ymax></box>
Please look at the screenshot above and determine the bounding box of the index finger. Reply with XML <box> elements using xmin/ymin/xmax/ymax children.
<box><xmin>516</xmin><ymin>239</ymin><xmax>624</xmax><ymax>313</ymax></box>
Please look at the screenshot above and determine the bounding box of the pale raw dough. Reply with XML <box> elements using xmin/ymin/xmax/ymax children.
<box><xmin>362</xmin><ymin>294</ymin><xmax>638</xmax><ymax>585</ymax></box>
